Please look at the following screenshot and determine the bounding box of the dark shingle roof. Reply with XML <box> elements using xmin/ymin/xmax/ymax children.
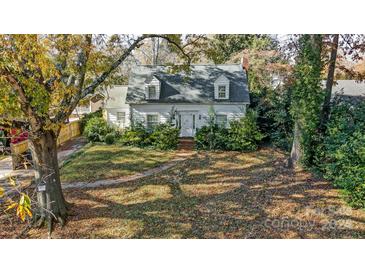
<box><xmin>321</xmin><ymin>80</ymin><xmax>365</xmax><ymax>104</ymax></box>
<box><xmin>331</xmin><ymin>80</ymin><xmax>365</xmax><ymax>98</ymax></box>
<box><xmin>126</xmin><ymin>64</ymin><xmax>250</xmax><ymax>104</ymax></box>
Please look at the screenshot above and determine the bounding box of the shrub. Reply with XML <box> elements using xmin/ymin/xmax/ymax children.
<box><xmin>149</xmin><ymin>123</ymin><xmax>180</xmax><ymax>150</ymax></box>
<box><xmin>227</xmin><ymin>110</ymin><xmax>264</xmax><ymax>151</ymax></box>
<box><xmin>195</xmin><ymin>110</ymin><xmax>263</xmax><ymax>151</ymax></box>
<box><xmin>105</xmin><ymin>133</ymin><xmax>116</xmax><ymax>145</ymax></box>
<box><xmin>320</xmin><ymin>101</ymin><xmax>365</xmax><ymax>208</ymax></box>
<box><xmin>195</xmin><ymin>125</ymin><xmax>228</xmax><ymax>150</ymax></box>
<box><xmin>119</xmin><ymin>123</ymin><xmax>151</xmax><ymax>147</ymax></box>
<box><xmin>83</xmin><ymin>117</ymin><xmax>112</xmax><ymax>142</ymax></box>
<box><xmin>79</xmin><ymin>109</ymin><xmax>102</xmax><ymax>134</ymax></box>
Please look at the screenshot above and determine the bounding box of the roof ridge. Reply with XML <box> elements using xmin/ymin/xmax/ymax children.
<box><xmin>135</xmin><ymin>63</ymin><xmax>241</xmax><ymax>67</ymax></box>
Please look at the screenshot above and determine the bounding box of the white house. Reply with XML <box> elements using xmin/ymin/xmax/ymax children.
<box><xmin>104</xmin><ymin>63</ymin><xmax>250</xmax><ymax>137</ymax></box>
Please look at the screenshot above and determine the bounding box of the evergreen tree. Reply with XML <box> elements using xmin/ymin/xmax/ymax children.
<box><xmin>289</xmin><ymin>34</ymin><xmax>324</xmax><ymax>168</ymax></box>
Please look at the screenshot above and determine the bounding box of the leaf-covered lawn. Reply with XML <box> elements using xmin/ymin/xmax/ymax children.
<box><xmin>1</xmin><ymin>147</ymin><xmax>365</xmax><ymax>239</ymax></box>
<box><xmin>60</xmin><ymin>144</ymin><xmax>176</xmax><ymax>183</ymax></box>
<box><xmin>0</xmin><ymin>154</ymin><xmax>8</xmax><ymax>161</ymax></box>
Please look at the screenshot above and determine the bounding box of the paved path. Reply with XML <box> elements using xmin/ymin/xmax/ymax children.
<box><xmin>1</xmin><ymin>139</ymin><xmax>194</xmax><ymax>194</ymax></box>
<box><xmin>0</xmin><ymin>137</ymin><xmax>87</xmax><ymax>194</ymax></box>
<box><xmin>62</xmin><ymin>151</ymin><xmax>195</xmax><ymax>190</ymax></box>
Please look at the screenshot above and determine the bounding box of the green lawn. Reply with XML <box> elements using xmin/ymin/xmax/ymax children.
<box><xmin>60</xmin><ymin>144</ymin><xmax>176</xmax><ymax>183</ymax></box>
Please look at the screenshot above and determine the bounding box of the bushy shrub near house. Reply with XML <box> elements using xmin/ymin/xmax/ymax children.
<box><xmin>119</xmin><ymin>123</ymin><xmax>179</xmax><ymax>150</ymax></box>
<box><xmin>118</xmin><ymin>123</ymin><xmax>151</xmax><ymax>147</ymax></box>
<box><xmin>83</xmin><ymin>116</ymin><xmax>113</xmax><ymax>142</ymax></box>
<box><xmin>195</xmin><ymin>125</ymin><xmax>228</xmax><ymax>150</ymax></box>
<box><xmin>227</xmin><ymin>110</ymin><xmax>265</xmax><ymax>151</ymax></box>
<box><xmin>148</xmin><ymin>124</ymin><xmax>180</xmax><ymax>150</ymax></box>
<box><xmin>104</xmin><ymin>133</ymin><xmax>116</xmax><ymax>145</ymax></box>
<box><xmin>320</xmin><ymin>101</ymin><xmax>365</xmax><ymax>208</ymax></box>
<box><xmin>195</xmin><ymin>110</ymin><xmax>264</xmax><ymax>151</ymax></box>
<box><xmin>79</xmin><ymin>109</ymin><xmax>102</xmax><ymax>134</ymax></box>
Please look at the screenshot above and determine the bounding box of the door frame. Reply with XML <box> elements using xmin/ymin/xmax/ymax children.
<box><xmin>177</xmin><ymin>110</ymin><xmax>198</xmax><ymax>137</ymax></box>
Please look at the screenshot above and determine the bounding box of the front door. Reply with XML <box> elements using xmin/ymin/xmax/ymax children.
<box><xmin>179</xmin><ymin>112</ymin><xmax>196</xmax><ymax>137</ymax></box>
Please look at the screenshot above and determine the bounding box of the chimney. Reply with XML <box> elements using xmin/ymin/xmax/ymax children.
<box><xmin>241</xmin><ymin>55</ymin><xmax>249</xmax><ymax>72</ymax></box>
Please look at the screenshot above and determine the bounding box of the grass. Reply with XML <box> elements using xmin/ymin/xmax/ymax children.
<box><xmin>0</xmin><ymin>154</ymin><xmax>7</xmax><ymax>161</ymax></box>
<box><xmin>60</xmin><ymin>144</ymin><xmax>176</xmax><ymax>183</ymax></box>
<box><xmin>1</xmin><ymin>147</ymin><xmax>364</xmax><ymax>239</ymax></box>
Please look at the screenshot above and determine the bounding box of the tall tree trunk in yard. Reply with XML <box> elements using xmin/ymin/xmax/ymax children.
<box><xmin>319</xmin><ymin>34</ymin><xmax>339</xmax><ymax>131</ymax></box>
<box><xmin>288</xmin><ymin>121</ymin><xmax>302</xmax><ymax>169</ymax></box>
<box><xmin>29</xmin><ymin>129</ymin><xmax>67</xmax><ymax>232</ymax></box>
<box><xmin>288</xmin><ymin>34</ymin><xmax>323</xmax><ymax>168</ymax></box>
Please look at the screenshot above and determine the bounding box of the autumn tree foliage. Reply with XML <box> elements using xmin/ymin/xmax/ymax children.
<box><xmin>0</xmin><ymin>34</ymin><xmax>203</xmax><ymax>232</ymax></box>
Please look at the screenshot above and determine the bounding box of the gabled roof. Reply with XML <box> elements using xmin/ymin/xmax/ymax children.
<box><xmin>145</xmin><ymin>75</ymin><xmax>160</xmax><ymax>84</ymax></box>
<box><xmin>214</xmin><ymin>74</ymin><xmax>230</xmax><ymax>83</ymax></box>
<box><xmin>126</xmin><ymin>64</ymin><xmax>250</xmax><ymax>104</ymax></box>
<box><xmin>103</xmin><ymin>85</ymin><xmax>128</xmax><ymax>108</ymax></box>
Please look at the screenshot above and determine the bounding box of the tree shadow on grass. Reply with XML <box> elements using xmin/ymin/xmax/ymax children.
<box><xmin>45</xmin><ymin>148</ymin><xmax>365</xmax><ymax>239</ymax></box>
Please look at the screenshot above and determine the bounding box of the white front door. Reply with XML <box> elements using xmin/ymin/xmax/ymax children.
<box><xmin>179</xmin><ymin>112</ymin><xmax>196</xmax><ymax>137</ymax></box>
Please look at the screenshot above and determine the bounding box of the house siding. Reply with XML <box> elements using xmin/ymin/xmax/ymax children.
<box><xmin>130</xmin><ymin>103</ymin><xmax>247</xmax><ymax>130</ymax></box>
<box><xmin>106</xmin><ymin>107</ymin><xmax>131</xmax><ymax>128</ymax></box>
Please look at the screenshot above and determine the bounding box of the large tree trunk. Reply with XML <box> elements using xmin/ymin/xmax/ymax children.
<box><xmin>288</xmin><ymin>121</ymin><xmax>302</xmax><ymax>168</ymax></box>
<box><xmin>29</xmin><ymin>130</ymin><xmax>68</xmax><ymax>233</ymax></box>
<box><xmin>319</xmin><ymin>34</ymin><xmax>339</xmax><ymax>131</ymax></box>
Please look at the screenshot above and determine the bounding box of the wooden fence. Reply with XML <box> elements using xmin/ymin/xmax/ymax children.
<box><xmin>57</xmin><ymin>121</ymin><xmax>80</xmax><ymax>146</ymax></box>
<box><xmin>10</xmin><ymin>121</ymin><xmax>80</xmax><ymax>168</ymax></box>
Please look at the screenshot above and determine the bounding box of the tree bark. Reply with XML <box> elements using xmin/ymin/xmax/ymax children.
<box><xmin>288</xmin><ymin>121</ymin><xmax>302</xmax><ymax>168</ymax></box>
<box><xmin>29</xmin><ymin>130</ymin><xmax>67</xmax><ymax>232</ymax></box>
<box><xmin>319</xmin><ymin>34</ymin><xmax>339</xmax><ymax>131</ymax></box>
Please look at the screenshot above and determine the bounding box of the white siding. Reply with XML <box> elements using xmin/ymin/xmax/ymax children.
<box><xmin>145</xmin><ymin>76</ymin><xmax>161</xmax><ymax>100</ymax></box>
<box><xmin>106</xmin><ymin>107</ymin><xmax>131</xmax><ymax>128</ymax></box>
<box><xmin>130</xmin><ymin>103</ymin><xmax>247</xmax><ymax>130</ymax></box>
<box><xmin>214</xmin><ymin>75</ymin><xmax>230</xmax><ymax>100</ymax></box>
<box><xmin>104</xmin><ymin>86</ymin><xmax>131</xmax><ymax>129</ymax></box>
<box><xmin>104</xmin><ymin>86</ymin><xmax>129</xmax><ymax>108</ymax></box>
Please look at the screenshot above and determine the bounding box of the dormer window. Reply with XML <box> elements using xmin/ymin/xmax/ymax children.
<box><xmin>214</xmin><ymin>75</ymin><xmax>230</xmax><ymax>100</ymax></box>
<box><xmin>145</xmin><ymin>75</ymin><xmax>161</xmax><ymax>100</ymax></box>
<box><xmin>148</xmin><ymin>85</ymin><xmax>157</xmax><ymax>99</ymax></box>
<box><xmin>218</xmin><ymin>85</ymin><xmax>227</xmax><ymax>98</ymax></box>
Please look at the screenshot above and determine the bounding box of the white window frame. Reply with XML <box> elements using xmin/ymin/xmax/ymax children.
<box><xmin>145</xmin><ymin>75</ymin><xmax>161</xmax><ymax>100</ymax></box>
<box><xmin>218</xmin><ymin>85</ymin><xmax>227</xmax><ymax>99</ymax></box>
<box><xmin>146</xmin><ymin>114</ymin><xmax>159</xmax><ymax>129</ymax></box>
<box><xmin>147</xmin><ymin>85</ymin><xmax>157</xmax><ymax>99</ymax></box>
<box><xmin>214</xmin><ymin>75</ymin><xmax>230</xmax><ymax>100</ymax></box>
<box><xmin>216</xmin><ymin>114</ymin><xmax>228</xmax><ymax>127</ymax></box>
<box><xmin>116</xmin><ymin>111</ymin><xmax>126</xmax><ymax>125</ymax></box>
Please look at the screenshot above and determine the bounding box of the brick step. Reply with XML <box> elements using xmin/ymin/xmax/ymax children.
<box><xmin>178</xmin><ymin>138</ymin><xmax>195</xmax><ymax>150</ymax></box>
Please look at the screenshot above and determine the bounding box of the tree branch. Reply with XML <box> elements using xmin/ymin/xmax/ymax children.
<box><xmin>1</xmin><ymin>68</ymin><xmax>43</xmax><ymax>131</ymax></box>
<box><xmin>53</xmin><ymin>34</ymin><xmax>193</xmax><ymax>123</ymax></box>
